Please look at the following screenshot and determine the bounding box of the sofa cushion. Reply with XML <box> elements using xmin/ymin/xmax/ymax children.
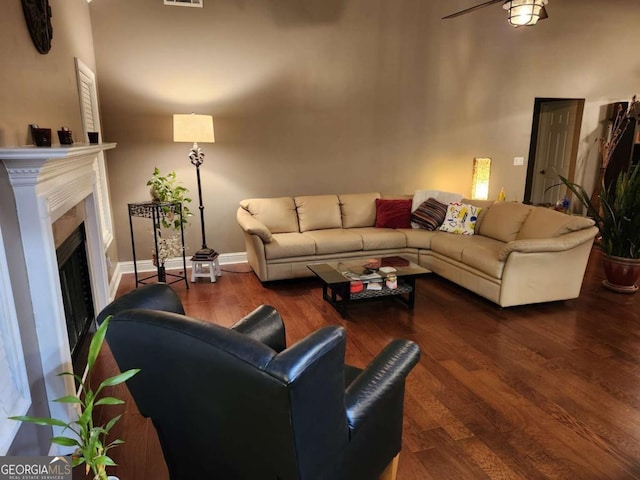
<box><xmin>302</xmin><ymin>229</ymin><xmax>363</xmax><ymax>255</ymax></box>
<box><xmin>339</xmin><ymin>193</ymin><xmax>380</xmax><ymax>228</ymax></box>
<box><xmin>401</xmin><ymin>228</ymin><xmax>440</xmax><ymax>249</ymax></box>
<box><xmin>517</xmin><ymin>207</ymin><xmax>596</xmax><ymax>240</ymax></box>
<box><xmin>439</xmin><ymin>202</ymin><xmax>481</xmax><ymax>235</ymax></box>
<box><xmin>461</xmin><ymin>236</ymin><xmax>507</xmax><ymax>279</ymax></box>
<box><xmin>375</xmin><ymin>198</ymin><xmax>412</xmax><ymax>228</ymax></box>
<box><xmin>478</xmin><ymin>202</ymin><xmax>533</xmax><ymax>243</ymax></box>
<box><xmin>240</xmin><ymin>197</ymin><xmax>299</xmax><ymax>234</ymax></box>
<box><xmin>265</xmin><ymin>233</ymin><xmax>316</xmax><ymax>260</ymax></box>
<box><xmin>430</xmin><ymin>233</ymin><xmax>479</xmax><ymax>261</ymax></box>
<box><xmin>295</xmin><ymin>195</ymin><xmax>342</xmax><ymax>232</ymax></box>
<box><xmin>350</xmin><ymin>227</ymin><xmax>408</xmax><ymax>250</ymax></box>
<box><xmin>461</xmin><ymin>198</ymin><xmax>495</xmax><ymax>233</ymax></box>
<box><xmin>411</xmin><ymin>198</ymin><xmax>448</xmax><ymax>230</ymax></box>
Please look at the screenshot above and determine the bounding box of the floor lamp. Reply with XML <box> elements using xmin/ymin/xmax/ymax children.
<box><xmin>173</xmin><ymin>113</ymin><xmax>216</xmax><ymax>260</ymax></box>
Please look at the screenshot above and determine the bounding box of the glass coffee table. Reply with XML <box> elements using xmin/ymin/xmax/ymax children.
<box><xmin>307</xmin><ymin>256</ymin><xmax>430</xmax><ymax>318</ymax></box>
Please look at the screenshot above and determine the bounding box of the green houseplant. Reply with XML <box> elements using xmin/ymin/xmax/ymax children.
<box><xmin>146</xmin><ymin>167</ymin><xmax>192</xmax><ymax>229</ymax></box>
<box><xmin>146</xmin><ymin>168</ymin><xmax>192</xmax><ymax>274</ymax></box>
<box><xmin>554</xmin><ymin>96</ymin><xmax>640</xmax><ymax>293</ymax></box>
<box><xmin>558</xmin><ymin>161</ymin><xmax>640</xmax><ymax>292</ymax></box>
<box><xmin>10</xmin><ymin>318</ymin><xmax>140</xmax><ymax>480</ymax></box>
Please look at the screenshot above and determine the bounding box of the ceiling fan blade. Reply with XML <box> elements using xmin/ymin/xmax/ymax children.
<box><xmin>442</xmin><ymin>0</ymin><xmax>504</xmax><ymax>19</ymax></box>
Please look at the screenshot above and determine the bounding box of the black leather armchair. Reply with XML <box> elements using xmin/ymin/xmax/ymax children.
<box><xmin>97</xmin><ymin>284</ymin><xmax>420</xmax><ymax>480</ymax></box>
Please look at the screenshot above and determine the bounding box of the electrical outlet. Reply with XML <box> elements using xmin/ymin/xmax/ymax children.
<box><xmin>513</xmin><ymin>157</ymin><xmax>524</xmax><ymax>166</ymax></box>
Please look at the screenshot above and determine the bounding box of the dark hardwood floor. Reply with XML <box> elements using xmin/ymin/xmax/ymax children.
<box><xmin>95</xmin><ymin>249</ymin><xmax>640</xmax><ymax>479</ymax></box>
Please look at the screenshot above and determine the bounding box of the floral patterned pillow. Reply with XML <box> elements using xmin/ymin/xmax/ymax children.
<box><xmin>438</xmin><ymin>202</ymin><xmax>481</xmax><ymax>235</ymax></box>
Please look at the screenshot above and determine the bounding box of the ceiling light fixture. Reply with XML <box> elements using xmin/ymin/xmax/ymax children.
<box><xmin>503</xmin><ymin>0</ymin><xmax>548</xmax><ymax>27</ymax></box>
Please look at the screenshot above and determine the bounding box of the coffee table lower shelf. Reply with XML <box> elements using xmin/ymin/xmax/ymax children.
<box><xmin>321</xmin><ymin>280</ymin><xmax>416</xmax><ymax>318</ymax></box>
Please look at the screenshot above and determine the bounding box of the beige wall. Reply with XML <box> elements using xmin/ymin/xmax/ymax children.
<box><xmin>0</xmin><ymin>0</ymin><xmax>96</xmax><ymax>146</ymax></box>
<box><xmin>89</xmin><ymin>0</ymin><xmax>640</xmax><ymax>262</ymax></box>
<box><xmin>0</xmin><ymin>0</ymin><xmax>98</xmax><ymax>454</ymax></box>
<box><xmin>0</xmin><ymin>0</ymin><xmax>637</xmax><ymax>454</ymax></box>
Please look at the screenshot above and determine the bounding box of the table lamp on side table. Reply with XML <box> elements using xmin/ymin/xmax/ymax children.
<box><xmin>173</xmin><ymin>113</ymin><xmax>221</xmax><ymax>282</ymax></box>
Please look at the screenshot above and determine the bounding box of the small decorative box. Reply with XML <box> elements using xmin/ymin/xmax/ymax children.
<box><xmin>350</xmin><ymin>280</ymin><xmax>364</xmax><ymax>293</ymax></box>
<box><xmin>57</xmin><ymin>127</ymin><xmax>74</xmax><ymax>145</ymax></box>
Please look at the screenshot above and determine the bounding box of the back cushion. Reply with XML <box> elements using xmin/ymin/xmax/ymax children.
<box><xmin>461</xmin><ymin>198</ymin><xmax>495</xmax><ymax>233</ymax></box>
<box><xmin>339</xmin><ymin>192</ymin><xmax>380</xmax><ymax>228</ymax></box>
<box><xmin>295</xmin><ymin>195</ymin><xmax>342</xmax><ymax>232</ymax></box>
<box><xmin>478</xmin><ymin>202</ymin><xmax>533</xmax><ymax>243</ymax></box>
<box><xmin>240</xmin><ymin>197</ymin><xmax>299</xmax><ymax>233</ymax></box>
<box><xmin>517</xmin><ymin>207</ymin><xmax>595</xmax><ymax>239</ymax></box>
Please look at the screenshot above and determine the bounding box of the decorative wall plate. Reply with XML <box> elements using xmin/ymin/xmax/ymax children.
<box><xmin>21</xmin><ymin>0</ymin><xmax>53</xmax><ymax>54</ymax></box>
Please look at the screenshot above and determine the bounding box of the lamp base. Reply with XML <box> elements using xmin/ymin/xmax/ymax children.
<box><xmin>193</xmin><ymin>247</ymin><xmax>218</xmax><ymax>260</ymax></box>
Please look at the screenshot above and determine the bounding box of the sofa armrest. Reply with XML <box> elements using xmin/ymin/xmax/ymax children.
<box><xmin>231</xmin><ymin>305</ymin><xmax>286</xmax><ymax>352</ymax></box>
<box><xmin>237</xmin><ymin>208</ymin><xmax>273</xmax><ymax>243</ymax></box>
<box><xmin>345</xmin><ymin>339</ymin><xmax>420</xmax><ymax>434</ymax></box>
<box><xmin>498</xmin><ymin>226</ymin><xmax>599</xmax><ymax>261</ymax></box>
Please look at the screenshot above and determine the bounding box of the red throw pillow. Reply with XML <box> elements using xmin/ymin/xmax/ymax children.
<box><xmin>375</xmin><ymin>198</ymin><xmax>412</xmax><ymax>228</ymax></box>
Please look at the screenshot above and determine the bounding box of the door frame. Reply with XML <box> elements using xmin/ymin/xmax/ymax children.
<box><xmin>523</xmin><ymin>97</ymin><xmax>585</xmax><ymax>204</ymax></box>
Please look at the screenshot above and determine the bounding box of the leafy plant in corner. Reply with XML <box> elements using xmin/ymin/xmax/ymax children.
<box><xmin>10</xmin><ymin>318</ymin><xmax>140</xmax><ymax>480</ymax></box>
<box><xmin>146</xmin><ymin>167</ymin><xmax>193</xmax><ymax>229</ymax></box>
<box><xmin>557</xmin><ymin>162</ymin><xmax>640</xmax><ymax>259</ymax></box>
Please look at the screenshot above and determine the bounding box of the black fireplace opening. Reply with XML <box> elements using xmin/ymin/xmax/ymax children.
<box><xmin>56</xmin><ymin>223</ymin><xmax>95</xmax><ymax>382</ymax></box>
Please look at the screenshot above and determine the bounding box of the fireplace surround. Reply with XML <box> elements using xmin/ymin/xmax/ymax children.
<box><xmin>0</xmin><ymin>143</ymin><xmax>116</xmax><ymax>451</ymax></box>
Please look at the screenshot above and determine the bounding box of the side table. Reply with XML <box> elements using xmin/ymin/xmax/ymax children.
<box><xmin>191</xmin><ymin>253</ymin><xmax>222</xmax><ymax>283</ymax></box>
<box><xmin>128</xmin><ymin>201</ymin><xmax>189</xmax><ymax>289</ymax></box>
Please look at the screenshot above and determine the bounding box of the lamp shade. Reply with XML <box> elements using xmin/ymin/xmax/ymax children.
<box><xmin>173</xmin><ymin>114</ymin><xmax>215</xmax><ymax>143</ymax></box>
<box><xmin>471</xmin><ymin>157</ymin><xmax>491</xmax><ymax>200</ymax></box>
<box><xmin>503</xmin><ymin>0</ymin><xmax>548</xmax><ymax>26</ymax></box>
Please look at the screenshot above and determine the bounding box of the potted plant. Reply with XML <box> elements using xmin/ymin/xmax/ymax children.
<box><xmin>146</xmin><ymin>168</ymin><xmax>192</xmax><ymax>278</ymax></box>
<box><xmin>146</xmin><ymin>167</ymin><xmax>192</xmax><ymax>228</ymax></box>
<box><xmin>558</xmin><ymin>161</ymin><xmax>640</xmax><ymax>293</ymax></box>
<box><xmin>10</xmin><ymin>318</ymin><xmax>140</xmax><ymax>480</ymax></box>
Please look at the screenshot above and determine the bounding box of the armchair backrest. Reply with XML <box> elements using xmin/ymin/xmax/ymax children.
<box><xmin>105</xmin><ymin>309</ymin><xmax>350</xmax><ymax>479</ymax></box>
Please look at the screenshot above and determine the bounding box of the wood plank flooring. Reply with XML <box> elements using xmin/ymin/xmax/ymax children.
<box><xmin>94</xmin><ymin>249</ymin><xmax>640</xmax><ymax>479</ymax></box>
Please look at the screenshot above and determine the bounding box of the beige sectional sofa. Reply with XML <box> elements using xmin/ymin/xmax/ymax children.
<box><xmin>236</xmin><ymin>192</ymin><xmax>598</xmax><ymax>307</ymax></box>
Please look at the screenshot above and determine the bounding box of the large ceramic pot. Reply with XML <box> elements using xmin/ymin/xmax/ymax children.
<box><xmin>602</xmin><ymin>254</ymin><xmax>640</xmax><ymax>293</ymax></box>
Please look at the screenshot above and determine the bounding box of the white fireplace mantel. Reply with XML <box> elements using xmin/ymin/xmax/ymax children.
<box><xmin>0</xmin><ymin>143</ymin><xmax>116</xmax><ymax>452</ymax></box>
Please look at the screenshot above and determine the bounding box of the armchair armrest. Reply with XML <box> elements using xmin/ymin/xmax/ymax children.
<box><xmin>237</xmin><ymin>208</ymin><xmax>273</xmax><ymax>243</ymax></box>
<box><xmin>345</xmin><ymin>339</ymin><xmax>420</xmax><ymax>433</ymax></box>
<box><xmin>498</xmin><ymin>226</ymin><xmax>599</xmax><ymax>261</ymax></box>
<box><xmin>231</xmin><ymin>305</ymin><xmax>286</xmax><ymax>352</ymax></box>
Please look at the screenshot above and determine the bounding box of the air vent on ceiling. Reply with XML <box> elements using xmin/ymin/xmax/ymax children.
<box><xmin>164</xmin><ymin>0</ymin><xmax>203</xmax><ymax>7</ymax></box>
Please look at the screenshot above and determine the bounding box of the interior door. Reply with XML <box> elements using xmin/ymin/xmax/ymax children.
<box><xmin>525</xmin><ymin>98</ymin><xmax>584</xmax><ymax>205</ymax></box>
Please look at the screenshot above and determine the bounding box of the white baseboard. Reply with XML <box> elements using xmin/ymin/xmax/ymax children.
<box><xmin>115</xmin><ymin>251</ymin><xmax>248</xmax><ymax>277</ymax></box>
<box><xmin>108</xmin><ymin>261</ymin><xmax>124</xmax><ymax>301</ymax></box>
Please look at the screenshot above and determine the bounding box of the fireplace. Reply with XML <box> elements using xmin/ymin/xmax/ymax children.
<box><xmin>57</xmin><ymin>223</ymin><xmax>95</xmax><ymax>379</ymax></box>
<box><xmin>0</xmin><ymin>143</ymin><xmax>116</xmax><ymax>452</ymax></box>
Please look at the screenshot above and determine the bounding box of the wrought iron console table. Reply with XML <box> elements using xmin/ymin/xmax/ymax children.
<box><xmin>128</xmin><ymin>201</ymin><xmax>188</xmax><ymax>289</ymax></box>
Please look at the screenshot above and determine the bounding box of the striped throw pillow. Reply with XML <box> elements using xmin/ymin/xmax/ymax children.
<box><xmin>411</xmin><ymin>198</ymin><xmax>448</xmax><ymax>230</ymax></box>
